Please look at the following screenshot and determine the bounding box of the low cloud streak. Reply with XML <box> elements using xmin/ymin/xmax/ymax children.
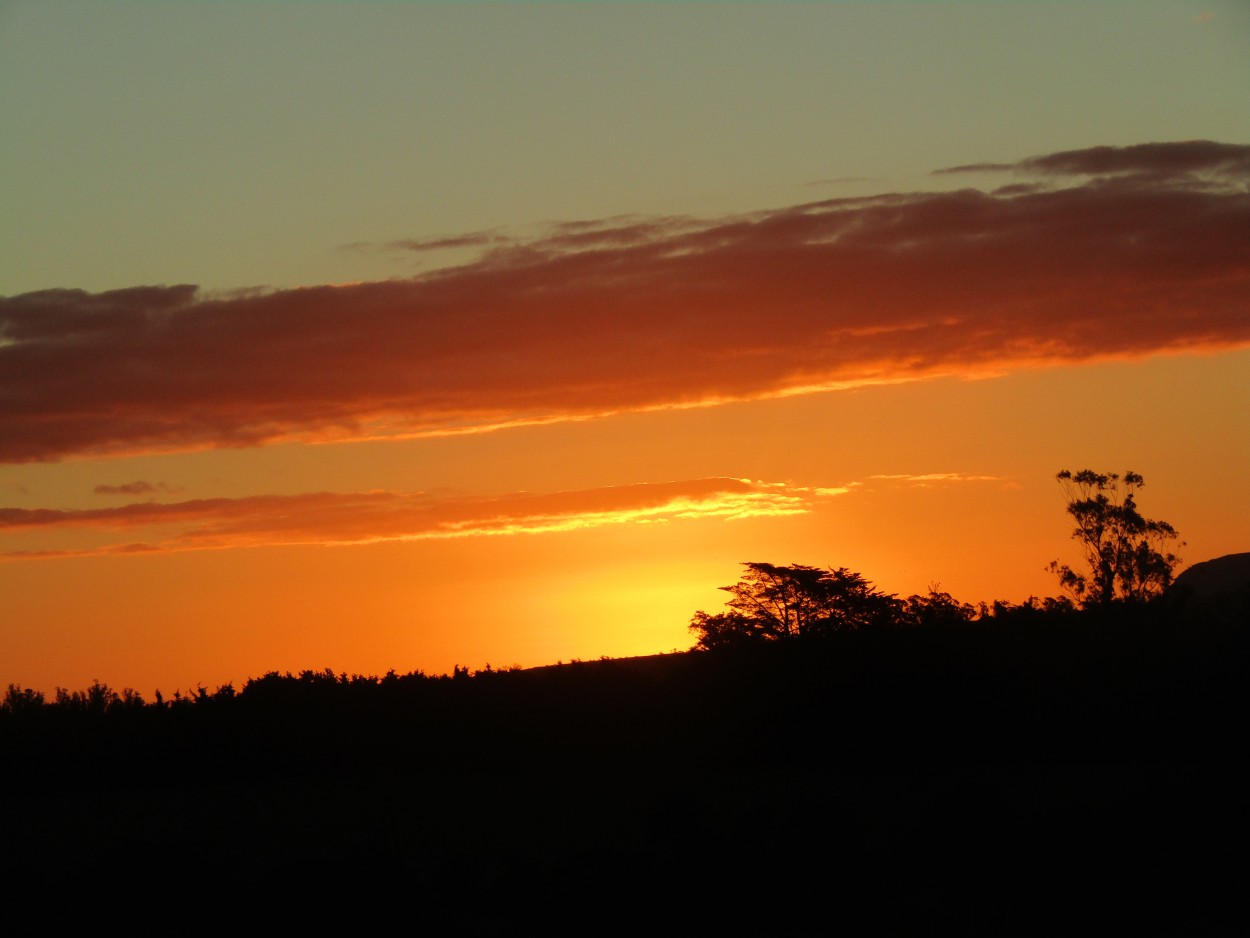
<box><xmin>3</xmin><ymin>140</ymin><xmax>1247</xmax><ymax>464</ymax></box>
<box><xmin>0</xmin><ymin>478</ymin><xmax>843</xmax><ymax>561</ymax></box>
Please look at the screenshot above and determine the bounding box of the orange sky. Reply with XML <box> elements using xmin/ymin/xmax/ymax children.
<box><xmin>2</xmin><ymin>5</ymin><xmax>1248</xmax><ymax>697</ymax></box>
<box><xmin>3</xmin><ymin>337</ymin><xmax>1247</xmax><ymax>696</ymax></box>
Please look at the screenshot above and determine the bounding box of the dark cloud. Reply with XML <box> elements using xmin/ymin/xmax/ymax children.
<box><xmin>1020</xmin><ymin>141</ymin><xmax>1250</xmax><ymax>178</ymax></box>
<box><xmin>94</xmin><ymin>481</ymin><xmax>155</xmax><ymax>496</ymax></box>
<box><xmin>932</xmin><ymin>162</ymin><xmax>1015</xmax><ymax>175</ymax></box>
<box><xmin>0</xmin><ymin>284</ymin><xmax>197</xmax><ymax>342</ymax></box>
<box><xmin>93</xmin><ymin>481</ymin><xmax>178</xmax><ymax>496</ymax></box>
<box><xmin>2</xmin><ymin>140</ymin><xmax>1247</xmax><ymax>463</ymax></box>
<box><xmin>990</xmin><ymin>183</ymin><xmax>1050</xmax><ymax>197</ymax></box>
<box><xmin>936</xmin><ymin>140</ymin><xmax>1250</xmax><ymax>179</ymax></box>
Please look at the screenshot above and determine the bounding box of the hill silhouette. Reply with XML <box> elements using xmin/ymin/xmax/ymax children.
<box><xmin>1174</xmin><ymin>550</ymin><xmax>1250</xmax><ymax>599</ymax></box>
<box><xmin>2</xmin><ymin>592</ymin><xmax>1246</xmax><ymax>933</ymax></box>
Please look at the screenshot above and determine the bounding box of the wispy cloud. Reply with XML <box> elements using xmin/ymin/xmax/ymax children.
<box><xmin>3</xmin><ymin>140</ymin><xmax>1247</xmax><ymax>464</ymax></box>
<box><xmin>385</xmin><ymin>231</ymin><xmax>509</xmax><ymax>253</ymax></box>
<box><xmin>93</xmin><ymin>480</ymin><xmax>180</xmax><ymax>496</ymax></box>
<box><xmin>868</xmin><ymin>473</ymin><xmax>1002</xmax><ymax>484</ymax></box>
<box><xmin>865</xmin><ymin>472</ymin><xmax>1009</xmax><ymax>492</ymax></box>
<box><xmin>0</xmin><ymin>478</ymin><xmax>846</xmax><ymax>561</ymax></box>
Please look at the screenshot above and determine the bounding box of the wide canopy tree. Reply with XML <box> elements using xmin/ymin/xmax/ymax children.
<box><xmin>690</xmin><ymin>562</ymin><xmax>902</xmax><ymax>650</ymax></box>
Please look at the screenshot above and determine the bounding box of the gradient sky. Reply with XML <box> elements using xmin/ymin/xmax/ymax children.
<box><xmin>2</xmin><ymin>1</ymin><xmax>1248</xmax><ymax>696</ymax></box>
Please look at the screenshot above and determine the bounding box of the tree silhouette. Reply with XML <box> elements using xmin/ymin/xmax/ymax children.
<box><xmin>689</xmin><ymin>562</ymin><xmax>901</xmax><ymax>649</ymax></box>
<box><xmin>899</xmin><ymin>588</ymin><xmax>979</xmax><ymax>629</ymax></box>
<box><xmin>1049</xmin><ymin>469</ymin><xmax>1182</xmax><ymax>606</ymax></box>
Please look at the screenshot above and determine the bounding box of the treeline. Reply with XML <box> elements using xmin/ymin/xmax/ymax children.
<box><xmin>0</xmin><ymin>585</ymin><xmax>1230</xmax><ymax>721</ymax></box>
<box><xmin>2</xmin><ymin>587</ymin><xmax>1247</xmax><ymax>933</ymax></box>
<box><xmin>686</xmin><ymin>562</ymin><xmax>1077</xmax><ymax>649</ymax></box>
<box><xmin>5</xmin><ymin>575</ymin><xmax>1246</xmax><ymax>725</ymax></box>
<box><xmin>4</xmin><ymin>586</ymin><xmax>1245</xmax><ymax>763</ymax></box>
<box><xmin>1</xmin><ymin>662</ymin><xmax>515</xmax><ymax>717</ymax></box>
<box><xmin>0</xmin><ymin>591</ymin><xmax>1006</xmax><ymax>718</ymax></box>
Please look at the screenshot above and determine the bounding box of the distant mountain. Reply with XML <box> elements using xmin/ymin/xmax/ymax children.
<box><xmin>1173</xmin><ymin>551</ymin><xmax>1250</xmax><ymax>598</ymax></box>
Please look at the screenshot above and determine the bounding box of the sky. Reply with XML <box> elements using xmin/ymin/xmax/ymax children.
<box><xmin>2</xmin><ymin>1</ymin><xmax>1248</xmax><ymax>697</ymax></box>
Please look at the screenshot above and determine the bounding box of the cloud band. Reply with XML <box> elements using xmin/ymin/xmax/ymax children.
<box><xmin>3</xmin><ymin>141</ymin><xmax>1247</xmax><ymax>464</ymax></box>
<box><xmin>0</xmin><ymin>478</ymin><xmax>843</xmax><ymax>560</ymax></box>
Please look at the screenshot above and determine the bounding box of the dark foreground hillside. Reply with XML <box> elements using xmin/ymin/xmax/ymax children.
<box><xmin>2</xmin><ymin>599</ymin><xmax>1247</xmax><ymax>934</ymax></box>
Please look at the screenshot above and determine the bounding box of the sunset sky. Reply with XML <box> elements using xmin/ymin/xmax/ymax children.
<box><xmin>2</xmin><ymin>1</ymin><xmax>1248</xmax><ymax>697</ymax></box>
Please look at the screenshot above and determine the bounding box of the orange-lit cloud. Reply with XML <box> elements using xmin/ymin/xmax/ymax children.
<box><xmin>3</xmin><ymin>141</ymin><xmax>1246</xmax><ymax>464</ymax></box>
<box><xmin>869</xmin><ymin>473</ymin><xmax>1002</xmax><ymax>485</ymax></box>
<box><xmin>0</xmin><ymin>477</ymin><xmax>847</xmax><ymax>561</ymax></box>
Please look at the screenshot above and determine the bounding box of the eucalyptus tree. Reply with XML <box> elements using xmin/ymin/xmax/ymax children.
<box><xmin>1049</xmin><ymin>469</ymin><xmax>1182</xmax><ymax>606</ymax></box>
